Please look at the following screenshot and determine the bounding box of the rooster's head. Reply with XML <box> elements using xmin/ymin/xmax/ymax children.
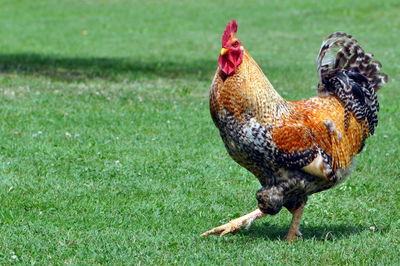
<box><xmin>218</xmin><ymin>19</ymin><xmax>244</xmax><ymax>76</ymax></box>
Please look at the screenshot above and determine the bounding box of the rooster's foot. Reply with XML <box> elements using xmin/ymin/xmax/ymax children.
<box><xmin>285</xmin><ymin>229</ymin><xmax>302</xmax><ymax>242</ymax></box>
<box><xmin>200</xmin><ymin>221</ymin><xmax>241</xmax><ymax>237</ymax></box>
<box><xmin>200</xmin><ymin>208</ymin><xmax>266</xmax><ymax>237</ymax></box>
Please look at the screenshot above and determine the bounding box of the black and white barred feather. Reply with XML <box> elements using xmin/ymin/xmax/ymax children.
<box><xmin>317</xmin><ymin>32</ymin><xmax>388</xmax><ymax>135</ymax></box>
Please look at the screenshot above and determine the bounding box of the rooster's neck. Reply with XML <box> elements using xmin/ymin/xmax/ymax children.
<box><xmin>211</xmin><ymin>50</ymin><xmax>293</xmax><ymax>125</ymax></box>
<box><xmin>238</xmin><ymin>51</ymin><xmax>292</xmax><ymax>123</ymax></box>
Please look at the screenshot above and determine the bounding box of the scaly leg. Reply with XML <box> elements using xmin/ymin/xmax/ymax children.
<box><xmin>201</xmin><ymin>208</ymin><xmax>266</xmax><ymax>237</ymax></box>
<box><xmin>285</xmin><ymin>202</ymin><xmax>305</xmax><ymax>242</ymax></box>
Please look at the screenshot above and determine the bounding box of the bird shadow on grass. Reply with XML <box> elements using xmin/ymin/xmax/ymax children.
<box><xmin>0</xmin><ymin>53</ymin><xmax>216</xmax><ymax>81</ymax></box>
<box><xmin>239</xmin><ymin>223</ymin><xmax>366</xmax><ymax>241</ymax></box>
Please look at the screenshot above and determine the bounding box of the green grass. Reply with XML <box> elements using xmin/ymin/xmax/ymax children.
<box><xmin>0</xmin><ymin>0</ymin><xmax>399</xmax><ymax>264</ymax></box>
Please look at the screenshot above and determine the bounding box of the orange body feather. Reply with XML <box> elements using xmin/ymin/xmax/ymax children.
<box><xmin>210</xmin><ymin>50</ymin><xmax>369</xmax><ymax>183</ymax></box>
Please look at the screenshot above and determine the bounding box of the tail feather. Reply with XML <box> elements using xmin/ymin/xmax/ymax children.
<box><xmin>317</xmin><ymin>32</ymin><xmax>388</xmax><ymax>91</ymax></box>
<box><xmin>317</xmin><ymin>32</ymin><xmax>388</xmax><ymax>135</ymax></box>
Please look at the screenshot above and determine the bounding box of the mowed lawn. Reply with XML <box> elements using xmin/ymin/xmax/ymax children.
<box><xmin>0</xmin><ymin>0</ymin><xmax>399</xmax><ymax>264</ymax></box>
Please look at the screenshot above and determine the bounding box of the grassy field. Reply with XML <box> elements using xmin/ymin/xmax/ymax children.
<box><xmin>0</xmin><ymin>0</ymin><xmax>399</xmax><ymax>264</ymax></box>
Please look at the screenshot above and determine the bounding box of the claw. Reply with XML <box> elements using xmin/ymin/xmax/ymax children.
<box><xmin>201</xmin><ymin>209</ymin><xmax>266</xmax><ymax>237</ymax></box>
<box><xmin>285</xmin><ymin>229</ymin><xmax>302</xmax><ymax>242</ymax></box>
<box><xmin>200</xmin><ymin>222</ymin><xmax>240</xmax><ymax>237</ymax></box>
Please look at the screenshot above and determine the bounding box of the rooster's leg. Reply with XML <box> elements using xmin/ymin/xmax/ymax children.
<box><xmin>200</xmin><ymin>208</ymin><xmax>266</xmax><ymax>237</ymax></box>
<box><xmin>285</xmin><ymin>202</ymin><xmax>306</xmax><ymax>241</ymax></box>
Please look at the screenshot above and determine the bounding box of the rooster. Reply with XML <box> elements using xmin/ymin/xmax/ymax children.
<box><xmin>201</xmin><ymin>19</ymin><xmax>388</xmax><ymax>241</ymax></box>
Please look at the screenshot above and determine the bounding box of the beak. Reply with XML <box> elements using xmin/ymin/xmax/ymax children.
<box><xmin>220</xmin><ymin>48</ymin><xmax>228</xmax><ymax>55</ymax></box>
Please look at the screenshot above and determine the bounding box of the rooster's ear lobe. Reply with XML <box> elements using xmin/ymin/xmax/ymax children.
<box><xmin>222</xmin><ymin>19</ymin><xmax>238</xmax><ymax>46</ymax></box>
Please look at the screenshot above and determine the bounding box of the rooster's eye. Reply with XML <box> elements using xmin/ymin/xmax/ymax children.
<box><xmin>232</xmin><ymin>41</ymin><xmax>239</xmax><ymax>48</ymax></box>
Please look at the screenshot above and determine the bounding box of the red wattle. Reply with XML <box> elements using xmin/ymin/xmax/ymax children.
<box><xmin>218</xmin><ymin>49</ymin><xmax>243</xmax><ymax>76</ymax></box>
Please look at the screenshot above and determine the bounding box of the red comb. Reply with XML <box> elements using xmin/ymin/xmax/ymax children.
<box><xmin>222</xmin><ymin>19</ymin><xmax>238</xmax><ymax>46</ymax></box>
